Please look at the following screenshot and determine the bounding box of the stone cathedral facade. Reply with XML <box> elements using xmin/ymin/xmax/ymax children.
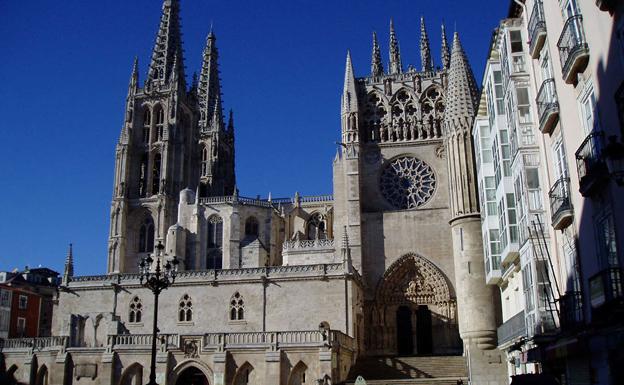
<box><xmin>1</xmin><ymin>1</ymin><xmax>507</xmax><ymax>384</ymax></box>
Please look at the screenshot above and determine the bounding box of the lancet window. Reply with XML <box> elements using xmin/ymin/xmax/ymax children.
<box><xmin>142</xmin><ymin>109</ymin><xmax>151</xmax><ymax>143</ymax></box>
<box><xmin>178</xmin><ymin>294</ymin><xmax>193</xmax><ymax>322</ymax></box>
<box><xmin>152</xmin><ymin>153</ymin><xmax>161</xmax><ymax>194</ymax></box>
<box><xmin>207</xmin><ymin>215</ymin><xmax>223</xmax><ymax>269</ymax></box>
<box><xmin>245</xmin><ymin>217</ymin><xmax>259</xmax><ymax>238</ymax></box>
<box><xmin>138</xmin><ymin>216</ymin><xmax>155</xmax><ymax>253</ymax></box>
<box><xmin>129</xmin><ymin>296</ymin><xmax>142</xmax><ymax>323</ymax></box>
<box><xmin>420</xmin><ymin>87</ymin><xmax>445</xmax><ymax>139</ymax></box>
<box><xmin>155</xmin><ymin>106</ymin><xmax>165</xmax><ymax>141</ymax></box>
<box><xmin>138</xmin><ymin>153</ymin><xmax>148</xmax><ymax>197</ymax></box>
<box><xmin>362</xmin><ymin>92</ymin><xmax>387</xmax><ymax>142</ymax></box>
<box><xmin>230</xmin><ymin>292</ymin><xmax>244</xmax><ymax>321</ymax></box>
<box><xmin>201</xmin><ymin>145</ymin><xmax>209</xmax><ymax>177</ymax></box>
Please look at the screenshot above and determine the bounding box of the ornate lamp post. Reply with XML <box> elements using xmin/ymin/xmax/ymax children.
<box><xmin>139</xmin><ymin>241</ymin><xmax>179</xmax><ymax>385</ymax></box>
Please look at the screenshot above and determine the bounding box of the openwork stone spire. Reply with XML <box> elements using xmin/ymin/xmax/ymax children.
<box><xmin>371</xmin><ymin>31</ymin><xmax>384</xmax><ymax>77</ymax></box>
<box><xmin>441</xmin><ymin>23</ymin><xmax>451</xmax><ymax>70</ymax></box>
<box><xmin>389</xmin><ymin>19</ymin><xmax>402</xmax><ymax>74</ymax></box>
<box><xmin>198</xmin><ymin>30</ymin><xmax>223</xmax><ymax>131</ymax></box>
<box><xmin>146</xmin><ymin>0</ymin><xmax>185</xmax><ymax>88</ymax></box>
<box><xmin>444</xmin><ymin>32</ymin><xmax>478</xmax><ymax>126</ymax></box>
<box><xmin>62</xmin><ymin>243</ymin><xmax>74</xmax><ymax>285</ymax></box>
<box><xmin>420</xmin><ymin>17</ymin><xmax>434</xmax><ymax>72</ymax></box>
<box><xmin>128</xmin><ymin>57</ymin><xmax>139</xmax><ymax>96</ymax></box>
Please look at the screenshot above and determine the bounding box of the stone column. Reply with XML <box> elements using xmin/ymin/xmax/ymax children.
<box><xmin>264</xmin><ymin>350</ymin><xmax>281</xmax><ymax>384</ymax></box>
<box><xmin>212</xmin><ymin>351</ymin><xmax>227</xmax><ymax>385</ymax></box>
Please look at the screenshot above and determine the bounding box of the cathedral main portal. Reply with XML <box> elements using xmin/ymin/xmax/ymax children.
<box><xmin>367</xmin><ymin>253</ymin><xmax>462</xmax><ymax>356</ymax></box>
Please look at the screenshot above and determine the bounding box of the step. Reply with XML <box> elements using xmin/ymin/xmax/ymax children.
<box><xmin>346</xmin><ymin>356</ymin><xmax>467</xmax><ymax>382</ymax></box>
<box><xmin>344</xmin><ymin>377</ymin><xmax>469</xmax><ymax>385</ymax></box>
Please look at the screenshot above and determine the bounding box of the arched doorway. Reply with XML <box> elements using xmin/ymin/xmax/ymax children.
<box><xmin>396</xmin><ymin>306</ymin><xmax>413</xmax><ymax>355</ymax></box>
<box><xmin>175</xmin><ymin>367</ymin><xmax>209</xmax><ymax>385</ymax></box>
<box><xmin>35</xmin><ymin>365</ymin><xmax>48</xmax><ymax>385</ymax></box>
<box><xmin>369</xmin><ymin>253</ymin><xmax>461</xmax><ymax>356</ymax></box>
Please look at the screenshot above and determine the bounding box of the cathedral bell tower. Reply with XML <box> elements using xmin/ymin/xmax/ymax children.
<box><xmin>107</xmin><ymin>0</ymin><xmax>235</xmax><ymax>273</ymax></box>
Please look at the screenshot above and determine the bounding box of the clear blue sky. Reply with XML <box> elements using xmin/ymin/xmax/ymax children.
<box><xmin>0</xmin><ymin>0</ymin><xmax>508</xmax><ymax>276</ymax></box>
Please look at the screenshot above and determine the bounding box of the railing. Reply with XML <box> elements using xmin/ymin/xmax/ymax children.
<box><xmin>548</xmin><ymin>177</ymin><xmax>573</xmax><ymax>230</ymax></box>
<box><xmin>108</xmin><ymin>333</ymin><xmax>180</xmax><ymax>349</ymax></box>
<box><xmin>203</xmin><ymin>330</ymin><xmax>354</xmax><ymax>350</ymax></box>
<box><xmin>198</xmin><ymin>194</ymin><xmax>334</xmax><ymax>207</ymax></box>
<box><xmin>0</xmin><ymin>336</ymin><xmax>68</xmax><ymax>350</ymax></box>
<box><xmin>497</xmin><ymin>310</ymin><xmax>526</xmax><ymax>346</ymax></box>
<box><xmin>557</xmin><ymin>15</ymin><xmax>589</xmax><ymax>83</ymax></box>
<box><xmin>575</xmin><ymin>131</ymin><xmax>608</xmax><ymax>196</ymax></box>
<box><xmin>528</xmin><ymin>1</ymin><xmax>547</xmax><ymax>57</ymax></box>
<box><xmin>283</xmin><ymin>238</ymin><xmax>335</xmax><ymax>251</ymax></box>
<box><xmin>536</xmin><ymin>78</ymin><xmax>559</xmax><ymax>134</ymax></box>
<box><xmin>558</xmin><ymin>291</ymin><xmax>584</xmax><ymax>331</ymax></box>
<box><xmin>589</xmin><ymin>267</ymin><xmax>623</xmax><ymax>309</ymax></box>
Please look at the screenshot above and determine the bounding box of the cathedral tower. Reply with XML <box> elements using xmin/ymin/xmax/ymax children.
<box><xmin>107</xmin><ymin>0</ymin><xmax>235</xmax><ymax>273</ymax></box>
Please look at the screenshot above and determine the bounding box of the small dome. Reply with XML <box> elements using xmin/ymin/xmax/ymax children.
<box><xmin>179</xmin><ymin>188</ymin><xmax>196</xmax><ymax>204</ymax></box>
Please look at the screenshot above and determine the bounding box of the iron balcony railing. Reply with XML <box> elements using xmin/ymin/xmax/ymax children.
<box><xmin>548</xmin><ymin>177</ymin><xmax>573</xmax><ymax>230</ymax></box>
<box><xmin>575</xmin><ymin>131</ymin><xmax>608</xmax><ymax>196</ymax></box>
<box><xmin>589</xmin><ymin>267</ymin><xmax>623</xmax><ymax>309</ymax></box>
<box><xmin>557</xmin><ymin>15</ymin><xmax>590</xmax><ymax>83</ymax></box>
<box><xmin>497</xmin><ymin>310</ymin><xmax>526</xmax><ymax>346</ymax></box>
<box><xmin>596</xmin><ymin>0</ymin><xmax>617</xmax><ymax>13</ymax></box>
<box><xmin>558</xmin><ymin>291</ymin><xmax>584</xmax><ymax>331</ymax></box>
<box><xmin>536</xmin><ymin>78</ymin><xmax>559</xmax><ymax>134</ymax></box>
<box><xmin>528</xmin><ymin>1</ymin><xmax>547</xmax><ymax>57</ymax></box>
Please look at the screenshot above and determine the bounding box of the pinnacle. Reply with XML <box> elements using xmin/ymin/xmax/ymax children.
<box><xmin>420</xmin><ymin>16</ymin><xmax>433</xmax><ymax>72</ymax></box>
<box><xmin>441</xmin><ymin>23</ymin><xmax>451</xmax><ymax>70</ymax></box>
<box><xmin>444</xmin><ymin>32</ymin><xmax>478</xmax><ymax>128</ymax></box>
<box><xmin>146</xmin><ymin>0</ymin><xmax>185</xmax><ymax>88</ymax></box>
<box><xmin>371</xmin><ymin>31</ymin><xmax>384</xmax><ymax>77</ymax></box>
<box><xmin>342</xmin><ymin>50</ymin><xmax>358</xmax><ymax>113</ymax></box>
<box><xmin>389</xmin><ymin>18</ymin><xmax>402</xmax><ymax>74</ymax></box>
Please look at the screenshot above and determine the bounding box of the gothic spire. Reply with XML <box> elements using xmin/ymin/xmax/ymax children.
<box><xmin>420</xmin><ymin>17</ymin><xmax>433</xmax><ymax>72</ymax></box>
<box><xmin>441</xmin><ymin>23</ymin><xmax>451</xmax><ymax>70</ymax></box>
<box><xmin>444</xmin><ymin>32</ymin><xmax>478</xmax><ymax>125</ymax></box>
<box><xmin>198</xmin><ymin>29</ymin><xmax>222</xmax><ymax>131</ymax></box>
<box><xmin>371</xmin><ymin>31</ymin><xmax>384</xmax><ymax>77</ymax></box>
<box><xmin>62</xmin><ymin>243</ymin><xmax>74</xmax><ymax>285</ymax></box>
<box><xmin>227</xmin><ymin>109</ymin><xmax>234</xmax><ymax>134</ymax></box>
<box><xmin>128</xmin><ymin>57</ymin><xmax>139</xmax><ymax>96</ymax></box>
<box><xmin>342</xmin><ymin>50</ymin><xmax>359</xmax><ymax>114</ymax></box>
<box><xmin>389</xmin><ymin>19</ymin><xmax>402</xmax><ymax>74</ymax></box>
<box><xmin>210</xmin><ymin>92</ymin><xmax>224</xmax><ymax>130</ymax></box>
<box><xmin>146</xmin><ymin>0</ymin><xmax>185</xmax><ymax>88</ymax></box>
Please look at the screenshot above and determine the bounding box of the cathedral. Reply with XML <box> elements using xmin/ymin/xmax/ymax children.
<box><xmin>2</xmin><ymin>1</ymin><xmax>508</xmax><ymax>384</ymax></box>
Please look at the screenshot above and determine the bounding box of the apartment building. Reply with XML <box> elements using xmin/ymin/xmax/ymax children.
<box><xmin>475</xmin><ymin>1</ymin><xmax>624</xmax><ymax>384</ymax></box>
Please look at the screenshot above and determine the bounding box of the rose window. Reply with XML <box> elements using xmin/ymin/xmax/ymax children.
<box><xmin>380</xmin><ymin>157</ymin><xmax>436</xmax><ymax>209</ymax></box>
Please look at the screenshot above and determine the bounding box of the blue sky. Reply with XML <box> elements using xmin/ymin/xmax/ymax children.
<box><xmin>0</xmin><ymin>0</ymin><xmax>508</xmax><ymax>276</ymax></box>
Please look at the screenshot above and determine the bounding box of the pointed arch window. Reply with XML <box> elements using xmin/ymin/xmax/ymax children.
<box><xmin>207</xmin><ymin>215</ymin><xmax>223</xmax><ymax>269</ymax></box>
<box><xmin>201</xmin><ymin>144</ymin><xmax>209</xmax><ymax>177</ymax></box>
<box><xmin>138</xmin><ymin>153</ymin><xmax>148</xmax><ymax>197</ymax></box>
<box><xmin>142</xmin><ymin>109</ymin><xmax>151</xmax><ymax>143</ymax></box>
<box><xmin>129</xmin><ymin>296</ymin><xmax>142</xmax><ymax>323</ymax></box>
<box><xmin>245</xmin><ymin>217</ymin><xmax>259</xmax><ymax>238</ymax></box>
<box><xmin>230</xmin><ymin>292</ymin><xmax>244</xmax><ymax>321</ymax></box>
<box><xmin>152</xmin><ymin>153</ymin><xmax>161</xmax><ymax>194</ymax></box>
<box><xmin>178</xmin><ymin>294</ymin><xmax>193</xmax><ymax>322</ymax></box>
<box><xmin>138</xmin><ymin>216</ymin><xmax>154</xmax><ymax>253</ymax></box>
<box><xmin>306</xmin><ymin>213</ymin><xmax>327</xmax><ymax>240</ymax></box>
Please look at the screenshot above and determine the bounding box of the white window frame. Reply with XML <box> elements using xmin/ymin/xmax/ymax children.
<box><xmin>17</xmin><ymin>317</ymin><xmax>26</xmax><ymax>335</ymax></box>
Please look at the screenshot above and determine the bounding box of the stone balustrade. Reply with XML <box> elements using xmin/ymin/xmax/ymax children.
<box><xmin>282</xmin><ymin>238</ymin><xmax>335</xmax><ymax>251</ymax></box>
<box><xmin>198</xmin><ymin>194</ymin><xmax>333</xmax><ymax>208</ymax></box>
<box><xmin>0</xmin><ymin>336</ymin><xmax>68</xmax><ymax>351</ymax></box>
<box><xmin>203</xmin><ymin>330</ymin><xmax>354</xmax><ymax>351</ymax></box>
<box><xmin>108</xmin><ymin>333</ymin><xmax>180</xmax><ymax>349</ymax></box>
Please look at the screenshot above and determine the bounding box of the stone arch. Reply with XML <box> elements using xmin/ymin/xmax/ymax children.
<box><xmin>232</xmin><ymin>361</ymin><xmax>255</xmax><ymax>385</ymax></box>
<box><xmin>119</xmin><ymin>363</ymin><xmax>143</xmax><ymax>385</ymax></box>
<box><xmin>419</xmin><ymin>85</ymin><xmax>445</xmax><ymax>138</ymax></box>
<box><xmin>368</xmin><ymin>253</ymin><xmax>461</xmax><ymax>356</ymax></box>
<box><xmin>287</xmin><ymin>361</ymin><xmax>308</xmax><ymax>385</ymax></box>
<box><xmin>169</xmin><ymin>359</ymin><xmax>212</xmax><ymax>385</ymax></box>
<box><xmin>36</xmin><ymin>364</ymin><xmax>48</xmax><ymax>385</ymax></box>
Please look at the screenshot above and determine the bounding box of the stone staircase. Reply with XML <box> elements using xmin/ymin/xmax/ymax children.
<box><xmin>344</xmin><ymin>356</ymin><xmax>468</xmax><ymax>385</ymax></box>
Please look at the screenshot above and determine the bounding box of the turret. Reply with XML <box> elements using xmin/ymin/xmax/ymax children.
<box><xmin>420</xmin><ymin>17</ymin><xmax>434</xmax><ymax>72</ymax></box>
<box><xmin>443</xmin><ymin>32</ymin><xmax>506</xmax><ymax>382</ymax></box>
<box><xmin>388</xmin><ymin>19</ymin><xmax>402</xmax><ymax>74</ymax></box>
<box><xmin>371</xmin><ymin>31</ymin><xmax>384</xmax><ymax>77</ymax></box>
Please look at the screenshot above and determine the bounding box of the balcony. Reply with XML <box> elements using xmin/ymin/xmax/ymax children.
<box><xmin>575</xmin><ymin>131</ymin><xmax>609</xmax><ymax>196</ymax></box>
<box><xmin>589</xmin><ymin>267</ymin><xmax>623</xmax><ymax>310</ymax></box>
<box><xmin>549</xmin><ymin>177</ymin><xmax>573</xmax><ymax>230</ymax></box>
<box><xmin>557</xmin><ymin>15</ymin><xmax>590</xmax><ymax>84</ymax></box>
<box><xmin>558</xmin><ymin>291</ymin><xmax>584</xmax><ymax>331</ymax></box>
<box><xmin>536</xmin><ymin>79</ymin><xmax>559</xmax><ymax>134</ymax></box>
<box><xmin>528</xmin><ymin>1</ymin><xmax>547</xmax><ymax>58</ymax></box>
<box><xmin>486</xmin><ymin>255</ymin><xmax>502</xmax><ymax>285</ymax></box>
<box><xmin>497</xmin><ymin>310</ymin><xmax>526</xmax><ymax>347</ymax></box>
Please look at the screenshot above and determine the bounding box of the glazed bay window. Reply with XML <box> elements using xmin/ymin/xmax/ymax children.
<box><xmin>485</xmin><ymin>177</ymin><xmax>497</xmax><ymax>217</ymax></box>
<box><xmin>510</xmin><ymin>30</ymin><xmax>526</xmax><ymax>73</ymax></box>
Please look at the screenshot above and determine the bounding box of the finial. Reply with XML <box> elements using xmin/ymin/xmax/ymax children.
<box><xmin>371</xmin><ymin>31</ymin><xmax>384</xmax><ymax>77</ymax></box>
<box><xmin>228</xmin><ymin>109</ymin><xmax>234</xmax><ymax>133</ymax></box>
<box><xmin>441</xmin><ymin>23</ymin><xmax>450</xmax><ymax>70</ymax></box>
<box><xmin>62</xmin><ymin>243</ymin><xmax>74</xmax><ymax>285</ymax></box>
<box><xmin>342</xmin><ymin>226</ymin><xmax>350</xmax><ymax>249</ymax></box>
<box><xmin>420</xmin><ymin>16</ymin><xmax>433</xmax><ymax>72</ymax></box>
<box><xmin>389</xmin><ymin>18</ymin><xmax>402</xmax><ymax>74</ymax></box>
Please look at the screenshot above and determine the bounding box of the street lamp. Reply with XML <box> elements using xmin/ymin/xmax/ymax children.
<box><xmin>139</xmin><ymin>241</ymin><xmax>179</xmax><ymax>385</ymax></box>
